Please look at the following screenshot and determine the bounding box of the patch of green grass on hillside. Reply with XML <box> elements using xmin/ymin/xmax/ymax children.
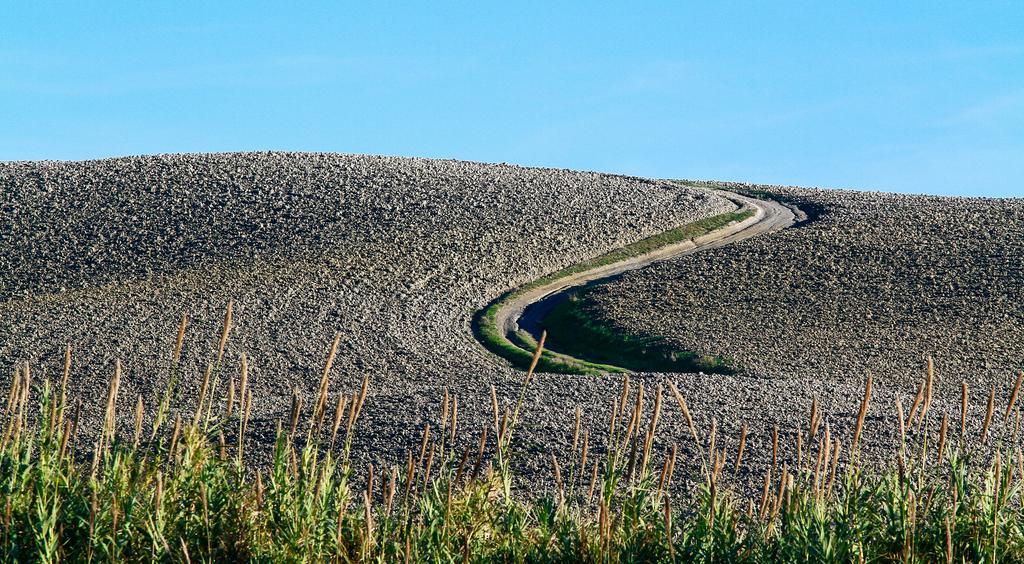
<box><xmin>473</xmin><ymin>208</ymin><xmax>753</xmax><ymax>373</ymax></box>
<box><xmin>541</xmin><ymin>291</ymin><xmax>737</xmax><ymax>374</ymax></box>
<box><xmin>474</xmin><ymin>301</ymin><xmax>624</xmax><ymax>374</ymax></box>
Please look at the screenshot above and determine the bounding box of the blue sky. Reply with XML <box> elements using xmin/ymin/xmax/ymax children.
<box><xmin>3</xmin><ymin>2</ymin><xmax>1022</xmax><ymax>196</ymax></box>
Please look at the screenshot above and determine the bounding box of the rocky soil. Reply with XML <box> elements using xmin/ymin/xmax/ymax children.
<box><xmin>0</xmin><ymin>152</ymin><xmax>742</xmax><ymax>482</ymax></box>
<box><xmin>571</xmin><ymin>184</ymin><xmax>1024</xmax><ymax>471</ymax></box>
<box><xmin>4</xmin><ymin>155</ymin><xmax>1015</xmax><ymax>492</ymax></box>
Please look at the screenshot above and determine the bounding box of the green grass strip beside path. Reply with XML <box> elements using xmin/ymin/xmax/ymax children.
<box><xmin>473</xmin><ymin>208</ymin><xmax>754</xmax><ymax>374</ymax></box>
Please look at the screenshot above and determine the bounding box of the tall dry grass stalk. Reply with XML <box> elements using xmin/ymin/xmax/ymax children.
<box><xmin>923</xmin><ymin>356</ymin><xmax>935</xmax><ymax>420</ymax></box>
<box><xmin>852</xmin><ymin>374</ymin><xmax>873</xmax><ymax>457</ymax></box>
<box><xmin>314</xmin><ymin>333</ymin><xmax>341</xmax><ymax>428</ymax></box>
<box><xmin>353</xmin><ymin>374</ymin><xmax>370</xmax><ymax>423</ymax></box>
<box><xmin>193</xmin><ymin>364</ymin><xmax>212</xmax><ymax>428</ymax></box>
<box><xmin>133</xmin><ymin>395</ymin><xmax>144</xmax><ymax>447</ymax></box>
<box><xmin>937</xmin><ymin>412</ymin><xmax>948</xmax><ymax>465</ymax></box>
<box><xmin>796</xmin><ymin>428</ymin><xmax>803</xmax><ymax>470</ymax></box>
<box><xmin>771</xmin><ymin>424</ymin><xmax>779</xmax><ymax>476</ymax></box>
<box><xmin>619</xmin><ymin>375</ymin><xmax>631</xmax><ymax>425</ymax></box>
<box><xmin>961</xmin><ymin>381</ymin><xmax>969</xmax><ymax>438</ymax></box>
<box><xmin>734</xmin><ymin>424</ymin><xmax>748</xmax><ymax>473</ymax></box>
<box><xmin>983</xmin><ymin>385</ymin><xmax>995</xmax><ymax>443</ymax></box>
<box><xmin>5</xmin><ymin>365</ymin><xmax>20</xmax><ymax>417</ymax></box>
<box><xmin>1006</xmin><ymin>372</ymin><xmax>1024</xmax><ymax>420</ymax></box>
<box><xmin>61</xmin><ymin>344</ymin><xmax>72</xmax><ymax>410</ymax></box>
<box><xmin>640</xmin><ymin>385</ymin><xmax>662</xmax><ymax>476</ymax></box>
<box><xmin>707</xmin><ymin>418</ymin><xmax>717</xmax><ymax>465</ymax></box>
<box><xmin>217</xmin><ymin>301</ymin><xmax>233</xmax><ymax>363</ymax></box>
<box><xmin>827</xmin><ymin>438</ymin><xmax>840</xmax><ymax>497</ymax></box>
<box><xmin>330</xmin><ymin>394</ymin><xmax>348</xmax><ymax>447</ymax></box>
<box><xmin>895</xmin><ymin>396</ymin><xmax>907</xmax><ymax>452</ymax></box>
<box><xmin>239</xmin><ymin>353</ymin><xmax>249</xmax><ymax>405</ymax></box>
<box><xmin>288</xmin><ymin>391</ymin><xmax>303</xmax><ymax>438</ymax></box>
<box><xmin>102</xmin><ymin>361</ymin><xmax>122</xmax><ymax>444</ymax></box>
<box><xmin>173</xmin><ymin>313</ymin><xmax>188</xmax><ymax>365</ymax></box>
<box><xmin>667</xmin><ymin>380</ymin><xmax>699</xmax><ymax>445</ymax></box>
<box><xmin>551</xmin><ymin>454</ymin><xmax>564</xmax><ymax>503</ymax></box>
<box><xmin>808</xmin><ymin>396</ymin><xmax>820</xmax><ymax>439</ymax></box>
<box><xmin>238</xmin><ymin>389</ymin><xmax>252</xmax><ymax>462</ymax></box>
<box><xmin>908</xmin><ymin>381</ymin><xmax>925</xmax><ymax>428</ymax></box>
<box><xmin>759</xmin><ymin>469</ymin><xmax>772</xmax><ymax>519</ymax></box>
<box><xmin>226</xmin><ymin>377</ymin><xmax>235</xmax><ymax>419</ymax></box>
<box><xmin>572</xmin><ymin>406</ymin><xmax>581</xmax><ymax>453</ymax></box>
<box><xmin>525</xmin><ymin>331</ymin><xmax>547</xmax><ymax>383</ymax></box>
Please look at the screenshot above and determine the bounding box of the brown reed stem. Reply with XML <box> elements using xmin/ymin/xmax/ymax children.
<box><xmin>587</xmin><ymin>460</ymin><xmax>599</xmax><ymax>503</ymax></box>
<box><xmin>455</xmin><ymin>446</ymin><xmax>470</xmax><ymax>484</ymax></box>
<box><xmin>923</xmin><ymin>356</ymin><xmax>935</xmax><ymax>419</ymax></box>
<box><xmin>771</xmin><ymin>424</ymin><xmax>779</xmax><ymax>477</ymax></box>
<box><xmin>551</xmin><ymin>454</ymin><xmax>564</xmax><ymax>504</ymax></box>
<box><xmin>194</xmin><ymin>363</ymin><xmax>212</xmax><ymax>429</ymax></box>
<box><xmin>314</xmin><ymin>333</ymin><xmax>341</xmax><ymax>427</ymax></box>
<box><xmin>133</xmin><ymin>395</ymin><xmax>144</xmax><ymax>448</ymax></box>
<box><xmin>982</xmin><ymin>385</ymin><xmax>995</xmax><ymax>443</ymax></box>
<box><xmin>423</xmin><ymin>441</ymin><xmax>436</xmax><ymax>486</ymax></box>
<box><xmin>239</xmin><ymin>353</ymin><xmax>249</xmax><ymax>403</ymax></box>
<box><xmin>60</xmin><ymin>344</ymin><xmax>72</xmax><ymax>414</ymax></box>
<box><xmin>908</xmin><ymin>380</ymin><xmax>925</xmax><ymax>428</ymax></box>
<box><xmin>173</xmin><ymin>313</ymin><xmax>188</xmax><ymax>365</ymax></box>
<box><xmin>217</xmin><ymin>301</ymin><xmax>233</xmax><ymax>363</ymax></box>
<box><xmin>330</xmin><ymin>394</ymin><xmax>348</xmax><ymax>448</ymax></box>
<box><xmin>826</xmin><ymin>439</ymin><xmax>841</xmax><ymax>498</ymax></box>
<box><xmin>402</xmin><ymin>451</ymin><xmax>415</xmax><ymax>506</ymax></box>
<box><xmin>471</xmin><ymin>425</ymin><xmax>488</xmax><ymax>480</ymax></box>
<box><xmin>641</xmin><ymin>385</ymin><xmax>663</xmax><ymax>476</ymax></box>
<box><xmin>852</xmin><ymin>373</ymin><xmax>873</xmax><ymax>458</ymax></box>
<box><xmin>239</xmin><ymin>389</ymin><xmax>252</xmax><ymax>461</ymax></box>
<box><xmin>896</xmin><ymin>395</ymin><xmax>907</xmax><ymax>458</ymax></box>
<box><xmin>1007</xmin><ymin>371</ymin><xmax>1024</xmax><ymax>420</ymax></box>
<box><xmin>759</xmin><ymin>469</ymin><xmax>772</xmax><ymax>520</ymax></box>
<box><xmin>619</xmin><ymin>375</ymin><xmax>631</xmax><ymax>425</ymax></box>
<box><xmin>937</xmin><ymin>412</ymin><xmax>948</xmax><ymax>465</ymax></box>
<box><xmin>225</xmin><ymin>377</ymin><xmax>235</xmax><ymax>419</ymax></box>
<box><xmin>809</xmin><ymin>396</ymin><xmax>819</xmax><ymax>439</ymax></box>
<box><xmin>666</xmin><ymin>444</ymin><xmax>678</xmax><ymax>490</ymax></box>
<box><xmin>103</xmin><ymin>360</ymin><xmax>122</xmax><ymax>444</ymax></box>
<box><xmin>354</xmin><ymin>374</ymin><xmax>370</xmax><ymax>423</ymax></box>
<box><xmin>961</xmin><ymin>381</ymin><xmax>969</xmax><ymax>439</ymax></box>
<box><xmin>734</xmin><ymin>424</ymin><xmax>748</xmax><ymax>474</ymax></box>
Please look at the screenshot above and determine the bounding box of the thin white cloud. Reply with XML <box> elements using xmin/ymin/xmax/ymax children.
<box><xmin>938</xmin><ymin>92</ymin><xmax>1024</xmax><ymax>128</ymax></box>
<box><xmin>614</xmin><ymin>60</ymin><xmax>694</xmax><ymax>94</ymax></box>
<box><xmin>0</xmin><ymin>51</ymin><xmax>457</xmax><ymax>97</ymax></box>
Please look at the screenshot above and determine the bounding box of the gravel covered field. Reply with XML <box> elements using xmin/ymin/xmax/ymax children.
<box><xmin>0</xmin><ymin>152</ymin><xmax>741</xmax><ymax>478</ymax></box>
<box><xmin>4</xmin><ymin>156</ymin><xmax>1017</xmax><ymax>490</ymax></box>
<box><xmin>569</xmin><ymin>184</ymin><xmax>1024</xmax><ymax>465</ymax></box>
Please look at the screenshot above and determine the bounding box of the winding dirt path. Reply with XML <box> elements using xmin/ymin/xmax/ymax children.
<box><xmin>495</xmin><ymin>189</ymin><xmax>800</xmax><ymax>368</ymax></box>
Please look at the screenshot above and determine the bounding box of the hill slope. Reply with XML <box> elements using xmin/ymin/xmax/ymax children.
<box><xmin>0</xmin><ymin>152</ymin><xmax>732</xmax><ymax>471</ymax></box>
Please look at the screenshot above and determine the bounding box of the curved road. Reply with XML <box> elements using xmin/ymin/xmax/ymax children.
<box><xmin>495</xmin><ymin>189</ymin><xmax>800</xmax><ymax>369</ymax></box>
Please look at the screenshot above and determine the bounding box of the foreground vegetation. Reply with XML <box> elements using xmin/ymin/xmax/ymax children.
<box><xmin>473</xmin><ymin>208</ymin><xmax>754</xmax><ymax>375</ymax></box>
<box><xmin>3</xmin><ymin>309</ymin><xmax>1024</xmax><ymax>561</ymax></box>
